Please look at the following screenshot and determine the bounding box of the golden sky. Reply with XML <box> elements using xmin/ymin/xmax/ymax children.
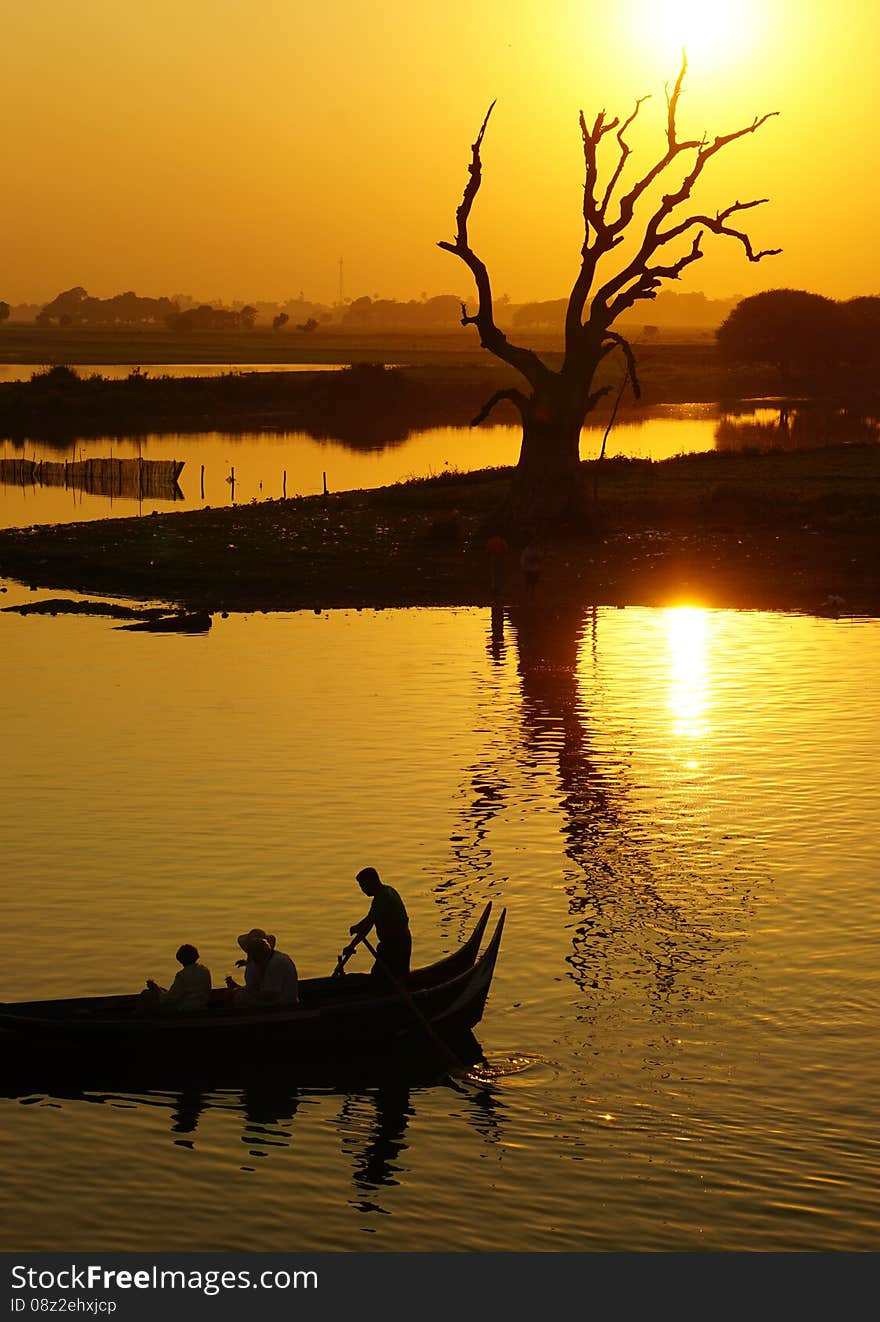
<box><xmin>3</xmin><ymin>0</ymin><xmax>878</xmax><ymax>305</ymax></box>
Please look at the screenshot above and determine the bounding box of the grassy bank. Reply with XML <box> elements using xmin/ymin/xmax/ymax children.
<box><xmin>0</xmin><ymin>350</ymin><xmax>788</xmax><ymax>449</ymax></box>
<box><xmin>0</xmin><ymin>323</ymin><xmax>714</xmax><ymax>367</ymax></box>
<box><xmin>1</xmin><ymin>446</ymin><xmax>877</xmax><ymax>617</ymax></box>
<box><xmin>0</xmin><ymin>324</ymin><xmax>784</xmax><ymax>400</ymax></box>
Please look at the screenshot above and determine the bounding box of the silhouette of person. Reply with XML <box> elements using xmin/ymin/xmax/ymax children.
<box><xmin>140</xmin><ymin>943</ymin><xmax>212</xmax><ymax>1014</ymax></box>
<box><xmin>520</xmin><ymin>540</ymin><xmax>544</xmax><ymax>598</ymax></box>
<box><xmin>485</xmin><ymin>533</ymin><xmax>510</xmax><ymax>599</ymax></box>
<box><xmin>226</xmin><ymin>937</ymin><xmax>299</xmax><ymax>1008</ymax></box>
<box><xmin>344</xmin><ymin>866</ymin><xmax>412</xmax><ymax>983</ymax></box>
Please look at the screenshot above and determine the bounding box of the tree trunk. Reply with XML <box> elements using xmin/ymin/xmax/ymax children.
<box><xmin>506</xmin><ymin>393</ymin><xmax>590</xmax><ymax>526</ymax></box>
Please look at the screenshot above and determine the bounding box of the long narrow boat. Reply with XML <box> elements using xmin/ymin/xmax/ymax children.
<box><xmin>0</xmin><ymin>906</ymin><xmax>505</xmax><ymax>1070</ymax></box>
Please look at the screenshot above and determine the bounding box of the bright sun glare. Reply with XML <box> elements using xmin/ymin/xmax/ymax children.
<box><xmin>638</xmin><ymin>0</ymin><xmax>755</xmax><ymax>67</ymax></box>
<box><xmin>665</xmin><ymin>606</ymin><xmax>709</xmax><ymax>748</ymax></box>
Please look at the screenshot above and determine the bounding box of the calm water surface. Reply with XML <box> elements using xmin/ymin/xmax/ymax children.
<box><xmin>0</xmin><ymin>588</ymin><xmax>878</xmax><ymax>1250</ymax></box>
<box><xmin>0</xmin><ymin>363</ymin><xmax>348</xmax><ymax>383</ymax></box>
<box><xmin>3</xmin><ymin>402</ymin><xmax>861</xmax><ymax>529</ymax></box>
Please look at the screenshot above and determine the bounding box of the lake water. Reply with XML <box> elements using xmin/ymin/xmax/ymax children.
<box><xmin>0</xmin><ymin>363</ymin><xmax>348</xmax><ymax>383</ymax></box>
<box><xmin>1</xmin><ymin>586</ymin><xmax>878</xmax><ymax>1251</ymax></box>
<box><xmin>3</xmin><ymin>401</ymin><xmax>872</xmax><ymax>530</ymax></box>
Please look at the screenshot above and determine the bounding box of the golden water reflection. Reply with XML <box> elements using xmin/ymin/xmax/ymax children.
<box><xmin>665</xmin><ymin>606</ymin><xmax>709</xmax><ymax>757</ymax></box>
<box><xmin>1</xmin><ymin>600</ymin><xmax>878</xmax><ymax>1250</ymax></box>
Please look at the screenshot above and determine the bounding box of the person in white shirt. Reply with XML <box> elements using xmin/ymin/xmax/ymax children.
<box><xmin>226</xmin><ymin>937</ymin><xmax>299</xmax><ymax>1009</ymax></box>
<box><xmin>233</xmin><ymin>927</ymin><xmax>277</xmax><ymax>990</ymax></box>
<box><xmin>142</xmin><ymin>944</ymin><xmax>212</xmax><ymax>1013</ymax></box>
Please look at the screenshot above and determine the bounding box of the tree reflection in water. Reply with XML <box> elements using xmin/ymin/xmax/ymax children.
<box><xmin>445</xmin><ymin>604</ymin><xmax>757</xmax><ymax>1016</ymax></box>
<box><xmin>716</xmin><ymin>402</ymin><xmax>880</xmax><ymax>451</ymax></box>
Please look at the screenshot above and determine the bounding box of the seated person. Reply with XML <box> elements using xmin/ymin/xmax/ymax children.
<box><xmin>140</xmin><ymin>944</ymin><xmax>212</xmax><ymax>1013</ymax></box>
<box><xmin>233</xmin><ymin>927</ymin><xmax>277</xmax><ymax>990</ymax></box>
<box><xmin>226</xmin><ymin>936</ymin><xmax>299</xmax><ymax>1009</ymax></box>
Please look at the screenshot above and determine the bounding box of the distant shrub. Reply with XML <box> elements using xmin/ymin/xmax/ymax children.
<box><xmin>29</xmin><ymin>364</ymin><xmax>81</xmax><ymax>390</ymax></box>
<box><xmin>717</xmin><ymin>290</ymin><xmax>841</xmax><ymax>384</ymax></box>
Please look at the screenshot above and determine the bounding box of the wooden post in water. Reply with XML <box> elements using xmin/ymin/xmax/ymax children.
<box><xmin>282</xmin><ymin>470</ymin><xmax>287</xmax><ymax>498</ymax></box>
<box><xmin>200</xmin><ymin>464</ymin><xmax>205</xmax><ymax>499</ymax></box>
<box><xmin>322</xmin><ymin>471</ymin><xmax>328</xmax><ymax>498</ymax></box>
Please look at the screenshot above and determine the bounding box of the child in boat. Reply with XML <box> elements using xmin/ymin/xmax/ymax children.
<box><xmin>142</xmin><ymin>943</ymin><xmax>212</xmax><ymax>1013</ymax></box>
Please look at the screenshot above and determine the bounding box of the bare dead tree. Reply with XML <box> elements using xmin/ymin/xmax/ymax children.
<box><xmin>439</xmin><ymin>56</ymin><xmax>780</xmax><ymax>524</ymax></box>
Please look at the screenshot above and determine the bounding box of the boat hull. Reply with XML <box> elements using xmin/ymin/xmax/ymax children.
<box><xmin>0</xmin><ymin>909</ymin><xmax>505</xmax><ymax>1079</ymax></box>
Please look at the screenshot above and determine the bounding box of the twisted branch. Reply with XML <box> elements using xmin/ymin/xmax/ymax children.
<box><xmin>600</xmin><ymin>95</ymin><xmax>650</xmax><ymax>218</ymax></box>
<box><xmin>602</xmin><ymin>332</ymin><xmax>641</xmax><ymax>399</ymax></box>
<box><xmin>470</xmin><ymin>388</ymin><xmax>529</xmax><ymax>427</ymax></box>
<box><xmin>442</xmin><ymin>61</ymin><xmax>777</xmax><ymax>424</ymax></box>
<box><xmin>594</xmin><ymin>83</ymin><xmax>780</xmax><ymax>322</ymax></box>
<box><xmin>658</xmin><ymin>199</ymin><xmax>782</xmax><ymax>262</ymax></box>
<box><xmin>610</xmin><ymin>54</ymin><xmax>703</xmax><ymax>237</ymax></box>
<box><xmin>439</xmin><ymin>104</ymin><xmax>551</xmax><ymax>391</ymax></box>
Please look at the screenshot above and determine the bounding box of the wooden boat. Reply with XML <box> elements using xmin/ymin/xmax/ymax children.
<box><xmin>0</xmin><ymin>905</ymin><xmax>505</xmax><ymax>1071</ymax></box>
<box><xmin>117</xmin><ymin>611</ymin><xmax>212</xmax><ymax>633</ymax></box>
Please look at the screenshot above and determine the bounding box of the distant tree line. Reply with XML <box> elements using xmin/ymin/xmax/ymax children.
<box><xmin>7</xmin><ymin>286</ymin><xmax>878</xmax><ymax>360</ymax></box>
<box><xmin>512</xmin><ymin>290</ymin><xmax>738</xmax><ymax>331</ymax></box>
<box><xmin>717</xmin><ymin>289</ymin><xmax>880</xmax><ymax>384</ymax></box>
<box><xmin>338</xmin><ymin>294</ymin><xmax>467</xmax><ymax>330</ymax></box>
<box><xmin>35</xmin><ymin>287</ymin><xmax>178</xmax><ymax>327</ymax></box>
<box><xmin>165</xmin><ymin>303</ymin><xmax>257</xmax><ymax>331</ymax></box>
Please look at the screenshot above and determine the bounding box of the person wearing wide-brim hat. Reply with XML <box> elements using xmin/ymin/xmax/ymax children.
<box><xmin>233</xmin><ymin>928</ymin><xmax>276</xmax><ymax>990</ymax></box>
<box><xmin>225</xmin><ymin>928</ymin><xmax>298</xmax><ymax>1008</ymax></box>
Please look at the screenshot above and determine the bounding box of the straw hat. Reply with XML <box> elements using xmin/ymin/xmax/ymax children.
<box><xmin>237</xmin><ymin>927</ymin><xmax>277</xmax><ymax>954</ymax></box>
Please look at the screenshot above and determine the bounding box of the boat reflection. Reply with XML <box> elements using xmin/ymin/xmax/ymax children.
<box><xmin>0</xmin><ymin>1031</ymin><xmax>503</xmax><ymax>1206</ymax></box>
<box><xmin>339</xmin><ymin>1085</ymin><xmax>413</xmax><ymax>1206</ymax></box>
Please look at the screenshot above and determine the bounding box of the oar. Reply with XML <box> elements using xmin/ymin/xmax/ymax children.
<box><xmin>331</xmin><ymin>941</ymin><xmax>360</xmax><ymax>978</ymax></box>
<box><xmin>361</xmin><ymin>936</ymin><xmax>468</xmax><ymax>1082</ymax></box>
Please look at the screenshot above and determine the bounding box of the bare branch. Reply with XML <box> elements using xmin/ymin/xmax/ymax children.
<box><xmin>565</xmin><ymin>103</ymin><xmax>634</xmax><ymax>357</ymax></box>
<box><xmin>657</xmin><ymin>199</ymin><xmax>782</xmax><ymax>263</ymax></box>
<box><xmin>601</xmin><ymin>235</ymin><xmax>706</xmax><ymax>323</ymax></box>
<box><xmin>701</xmin><ymin>112</ymin><xmax>779</xmax><ymax>163</ymax></box>
<box><xmin>566</xmin><ymin>56</ymin><xmax>777</xmax><ymax>361</ymax></box>
<box><xmin>470</xmin><ymin>388</ymin><xmax>529</xmax><ymax>427</ymax></box>
<box><xmin>439</xmin><ymin>104</ymin><xmax>551</xmax><ymax>391</ymax></box>
<box><xmin>596</xmin><ymin>92</ymin><xmax>780</xmax><ymax>322</ymax></box>
<box><xmin>600</xmin><ymin>95</ymin><xmax>650</xmax><ymax>218</ymax></box>
<box><xmin>665</xmin><ymin>52</ymin><xmax>688</xmax><ymax>149</ymax></box>
<box><xmin>611</xmin><ymin>52</ymin><xmax>703</xmax><ymax>235</ymax></box>
<box><xmin>602</xmin><ymin>332</ymin><xmax>641</xmax><ymax>399</ymax></box>
<box><xmin>646</xmin><ymin>231</ymin><xmax>705</xmax><ymax>281</ymax></box>
<box><xmin>580</xmin><ymin>107</ymin><xmax>621</xmax><ymax>232</ymax></box>
<box><xmin>584</xmin><ymin>384</ymin><xmax>615</xmax><ymax>413</ymax></box>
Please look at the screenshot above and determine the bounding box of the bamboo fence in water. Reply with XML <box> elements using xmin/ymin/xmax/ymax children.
<box><xmin>0</xmin><ymin>456</ymin><xmax>185</xmax><ymax>502</ymax></box>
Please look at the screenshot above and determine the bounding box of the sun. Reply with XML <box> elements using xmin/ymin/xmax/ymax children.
<box><xmin>637</xmin><ymin>0</ymin><xmax>757</xmax><ymax>68</ymax></box>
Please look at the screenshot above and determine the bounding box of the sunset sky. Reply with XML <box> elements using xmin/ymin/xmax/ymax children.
<box><xmin>4</xmin><ymin>1</ymin><xmax>878</xmax><ymax>306</ymax></box>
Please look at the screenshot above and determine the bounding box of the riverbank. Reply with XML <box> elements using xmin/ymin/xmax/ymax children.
<box><xmin>1</xmin><ymin>446</ymin><xmax>877</xmax><ymax>617</ymax></box>
<box><xmin>0</xmin><ymin>344</ymin><xmax>788</xmax><ymax>447</ymax></box>
<box><xmin>0</xmin><ymin>323</ymin><xmax>716</xmax><ymax>367</ymax></box>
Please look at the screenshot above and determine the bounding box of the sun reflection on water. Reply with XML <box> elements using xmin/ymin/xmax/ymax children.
<box><xmin>665</xmin><ymin>606</ymin><xmax>709</xmax><ymax>757</ymax></box>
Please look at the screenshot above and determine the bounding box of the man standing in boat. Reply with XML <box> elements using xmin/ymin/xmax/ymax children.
<box><xmin>345</xmin><ymin>866</ymin><xmax>411</xmax><ymax>983</ymax></box>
